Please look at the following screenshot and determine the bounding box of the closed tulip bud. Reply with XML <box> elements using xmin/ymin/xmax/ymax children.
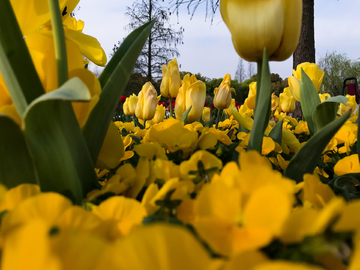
<box><xmin>123</xmin><ymin>94</ymin><xmax>138</xmax><ymax>116</ymax></box>
<box><xmin>288</xmin><ymin>62</ymin><xmax>325</xmax><ymax>102</ymax></box>
<box><xmin>213</xmin><ymin>74</ymin><xmax>236</xmax><ymax>110</ymax></box>
<box><xmin>280</xmin><ymin>87</ymin><xmax>295</xmax><ymax>113</ymax></box>
<box><xmin>160</xmin><ymin>58</ymin><xmax>181</xmax><ymax>98</ymax></box>
<box><xmin>245</xmin><ymin>82</ymin><xmax>257</xmax><ymax>109</ymax></box>
<box><xmin>175</xmin><ymin>74</ymin><xmax>206</xmax><ymax>123</ymax></box>
<box><xmin>202</xmin><ymin>107</ymin><xmax>211</xmax><ymax>124</ymax></box>
<box><xmin>153</xmin><ymin>104</ymin><xmax>166</xmax><ymax>124</ymax></box>
<box><xmin>220</xmin><ymin>0</ymin><xmax>302</xmax><ymax>62</ymax></box>
<box><xmin>135</xmin><ymin>82</ymin><xmax>158</xmax><ymax>121</ymax></box>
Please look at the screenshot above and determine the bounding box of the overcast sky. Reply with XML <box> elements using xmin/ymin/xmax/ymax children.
<box><xmin>76</xmin><ymin>0</ymin><xmax>360</xmax><ymax>82</ymax></box>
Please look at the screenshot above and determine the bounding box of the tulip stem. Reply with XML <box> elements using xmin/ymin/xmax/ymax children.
<box><xmin>48</xmin><ymin>0</ymin><xmax>68</xmax><ymax>87</ymax></box>
<box><xmin>169</xmin><ymin>98</ymin><xmax>173</xmax><ymax>118</ymax></box>
<box><xmin>132</xmin><ymin>115</ymin><xmax>136</xmax><ymax>128</ymax></box>
<box><xmin>215</xmin><ymin>109</ymin><xmax>221</xmax><ymax>129</ymax></box>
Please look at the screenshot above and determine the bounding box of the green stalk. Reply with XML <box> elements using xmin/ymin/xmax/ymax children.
<box><xmin>169</xmin><ymin>98</ymin><xmax>173</xmax><ymax>118</ymax></box>
<box><xmin>215</xmin><ymin>109</ymin><xmax>221</xmax><ymax>129</ymax></box>
<box><xmin>254</xmin><ymin>60</ymin><xmax>262</xmax><ymax>116</ymax></box>
<box><xmin>48</xmin><ymin>0</ymin><xmax>68</xmax><ymax>87</ymax></box>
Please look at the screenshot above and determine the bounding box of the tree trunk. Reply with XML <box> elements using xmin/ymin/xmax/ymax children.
<box><xmin>147</xmin><ymin>0</ymin><xmax>152</xmax><ymax>82</ymax></box>
<box><xmin>292</xmin><ymin>0</ymin><xmax>315</xmax><ymax>69</ymax></box>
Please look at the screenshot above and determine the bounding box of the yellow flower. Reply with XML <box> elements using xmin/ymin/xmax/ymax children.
<box><xmin>245</xmin><ymin>82</ymin><xmax>257</xmax><ymax>109</ymax></box>
<box><xmin>152</xmin><ymin>104</ymin><xmax>166</xmax><ymax>124</ymax></box>
<box><xmin>135</xmin><ymin>82</ymin><xmax>158</xmax><ymax>121</ymax></box>
<box><xmin>289</xmin><ymin>62</ymin><xmax>325</xmax><ymax>102</ymax></box>
<box><xmin>220</xmin><ymin>0</ymin><xmax>302</xmax><ymax>61</ymax></box>
<box><xmin>271</xmin><ymin>93</ymin><xmax>279</xmax><ymax>111</ymax></box>
<box><xmin>202</xmin><ymin>107</ymin><xmax>211</xmax><ymax>124</ymax></box>
<box><xmin>160</xmin><ymin>58</ymin><xmax>181</xmax><ymax>98</ymax></box>
<box><xmin>123</xmin><ymin>94</ymin><xmax>138</xmax><ymax>116</ymax></box>
<box><xmin>280</xmin><ymin>87</ymin><xmax>295</xmax><ymax>113</ymax></box>
<box><xmin>175</xmin><ymin>74</ymin><xmax>206</xmax><ymax>123</ymax></box>
<box><xmin>334</xmin><ymin>154</ymin><xmax>360</xmax><ymax>176</ymax></box>
<box><xmin>179</xmin><ymin>150</ymin><xmax>223</xmax><ymax>182</ymax></box>
<box><xmin>213</xmin><ymin>74</ymin><xmax>235</xmax><ymax>110</ymax></box>
<box><xmin>319</xmin><ymin>93</ymin><xmax>331</xmax><ymax>102</ymax></box>
<box><xmin>338</xmin><ymin>95</ymin><xmax>356</xmax><ymax>116</ymax></box>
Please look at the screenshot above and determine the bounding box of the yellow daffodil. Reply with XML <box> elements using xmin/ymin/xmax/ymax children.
<box><xmin>220</xmin><ymin>0</ymin><xmax>302</xmax><ymax>61</ymax></box>
<box><xmin>213</xmin><ymin>74</ymin><xmax>235</xmax><ymax>110</ymax></box>
<box><xmin>160</xmin><ymin>58</ymin><xmax>181</xmax><ymax>98</ymax></box>
<box><xmin>135</xmin><ymin>82</ymin><xmax>158</xmax><ymax>121</ymax></box>
<box><xmin>280</xmin><ymin>87</ymin><xmax>295</xmax><ymax>113</ymax></box>
<box><xmin>175</xmin><ymin>74</ymin><xmax>206</xmax><ymax>123</ymax></box>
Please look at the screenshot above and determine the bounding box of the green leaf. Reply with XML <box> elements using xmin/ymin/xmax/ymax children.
<box><xmin>0</xmin><ymin>114</ymin><xmax>39</xmax><ymax>188</ymax></box>
<box><xmin>312</xmin><ymin>96</ymin><xmax>348</xmax><ymax>133</ymax></box>
<box><xmin>322</xmin><ymin>96</ymin><xmax>348</xmax><ymax>105</ymax></box>
<box><xmin>312</xmin><ymin>102</ymin><xmax>339</xmax><ymax>133</ymax></box>
<box><xmin>248</xmin><ymin>49</ymin><xmax>271</xmax><ymax>152</ymax></box>
<box><xmin>268</xmin><ymin>119</ymin><xmax>283</xmax><ymax>145</ymax></box>
<box><xmin>23</xmin><ymin>78</ymin><xmax>100</xmax><ymax>204</ymax></box>
<box><xmin>0</xmin><ymin>0</ymin><xmax>45</xmax><ymax>114</ymax></box>
<box><xmin>181</xmin><ymin>106</ymin><xmax>192</xmax><ymax>123</ymax></box>
<box><xmin>299</xmin><ymin>69</ymin><xmax>321</xmax><ymax>136</ymax></box>
<box><xmin>284</xmin><ymin>111</ymin><xmax>351</xmax><ymax>183</ymax></box>
<box><xmin>83</xmin><ymin>21</ymin><xmax>155</xmax><ymax>165</ymax></box>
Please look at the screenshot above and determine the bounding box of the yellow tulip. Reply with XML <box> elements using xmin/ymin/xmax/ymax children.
<box><xmin>319</xmin><ymin>93</ymin><xmax>331</xmax><ymax>102</ymax></box>
<box><xmin>213</xmin><ymin>74</ymin><xmax>235</xmax><ymax>110</ymax></box>
<box><xmin>280</xmin><ymin>87</ymin><xmax>295</xmax><ymax>113</ymax></box>
<box><xmin>135</xmin><ymin>82</ymin><xmax>158</xmax><ymax>121</ymax></box>
<box><xmin>153</xmin><ymin>104</ymin><xmax>166</xmax><ymax>124</ymax></box>
<box><xmin>271</xmin><ymin>93</ymin><xmax>279</xmax><ymax>111</ymax></box>
<box><xmin>289</xmin><ymin>62</ymin><xmax>325</xmax><ymax>102</ymax></box>
<box><xmin>245</xmin><ymin>82</ymin><xmax>257</xmax><ymax>109</ymax></box>
<box><xmin>175</xmin><ymin>74</ymin><xmax>206</xmax><ymax>123</ymax></box>
<box><xmin>220</xmin><ymin>0</ymin><xmax>302</xmax><ymax>61</ymax></box>
<box><xmin>160</xmin><ymin>58</ymin><xmax>181</xmax><ymax>98</ymax></box>
<box><xmin>202</xmin><ymin>107</ymin><xmax>211</xmax><ymax>124</ymax></box>
<box><xmin>123</xmin><ymin>94</ymin><xmax>138</xmax><ymax>116</ymax></box>
<box><xmin>334</xmin><ymin>154</ymin><xmax>360</xmax><ymax>176</ymax></box>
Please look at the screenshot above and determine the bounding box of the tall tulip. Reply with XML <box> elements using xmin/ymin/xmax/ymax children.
<box><xmin>160</xmin><ymin>58</ymin><xmax>181</xmax><ymax>98</ymax></box>
<box><xmin>175</xmin><ymin>74</ymin><xmax>206</xmax><ymax>123</ymax></box>
<box><xmin>135</xmin><ymin>82</ymin><xmax>158</xmax><ymax>121</ymax></box>
<box><xmin>220</xmin><ymin>0</ymin><xmax>302</xmax><ymax>62</ymax></box>
<box><xmin>280</xmin><ymin>87</ymin><xmax>295</xmax><ymax>113</ymax></box>
<box><xmin>123</xmin><ymin>94</ymin><xmax>138</xmax><ymax>116</ymax></box>
<box><xmin>213</xmin><ymin>74</ymin><xmax>235</xmax><ymax>110</ymax></box>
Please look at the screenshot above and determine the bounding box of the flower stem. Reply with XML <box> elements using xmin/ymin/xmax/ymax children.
<box><xmin>48</xmin><ymin>0</ymin><xmax>68</xmax><ymax>87</ymax></box>
<box><xmin>169</xmin><ymin>98</ymin><xmax>173</xmax><ymax>118</ymax></box>
<box><xmin>215</xmin><ymin>109</ymin><xmax>221</xmax><ymax>129</ymax></box>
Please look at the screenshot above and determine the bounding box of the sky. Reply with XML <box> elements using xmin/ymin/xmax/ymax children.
<box><xmin>76</xmin><ymin>0</ymin><xmax>360</xmax><ymax>81</ymax></box>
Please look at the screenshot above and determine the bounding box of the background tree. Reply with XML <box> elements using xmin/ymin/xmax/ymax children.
<box><xmin>121</xmin><ymin>0</ymin><xmax>184</xmax><ymax>83</ymax></box>
<box><xmin>293</xmin><ymin>0</ymin><xmax>315</xmax><ymax>69</ymax></box>
<box><xmin>248</xmin><ymin>62</ymin><xmax>255</xmax><ymax>79</ymax></box>
<box><xmin>235</xmin><ymin>58</ymin><xmax>245</xmax><ymax>83</ymax></box>
<box><xmin>318</xmin><ymin>52</ymin><xmax>360</xmax><ymax>96</ymax></box>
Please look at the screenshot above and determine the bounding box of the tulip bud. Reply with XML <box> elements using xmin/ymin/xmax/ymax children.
<box><xmin>280</xmin><ymin>87</ymin><xmax>295</xmax><ymax>113</ymax></box>
<box><xmin>135</xmin><ymin>82</ymin><xmax>158</xmax><ymax>121</ymax></box>
<box><xmin>123</xmin><ymin>94</ymin><xmax>138</xmax><ymax>116</ymax></box>
<box><xmin>220</xmin><ymin>0</ymin><xmax>302</xmax><ymax>62</ymax></box>
<box><xmin>160</xmin><ymin>58</ymin><xmax>181</xmax><ymax>98</ymax></box>
<box><xmin>213</xmin><ymin>74</ymin><xmax>236</xmax><ymax>110</ymax></box>
<box><xmin>202</xmin><ymin>107</ymin><xmax>211</xmax><ymax>124</ymax></box>
<box><xmin>245</xmin><ymin>82</ymin><xmax>257</xmax><ymax>109</ymax></box>
<box><xmin>175</xmin><ymin>74</ymin><xmax>206</xmax><ymax>123</ymax></box>
<box><xmin>153</xmin><ymin>104</ymin><xmax>166</xmax><ymax>124</ymax></box>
